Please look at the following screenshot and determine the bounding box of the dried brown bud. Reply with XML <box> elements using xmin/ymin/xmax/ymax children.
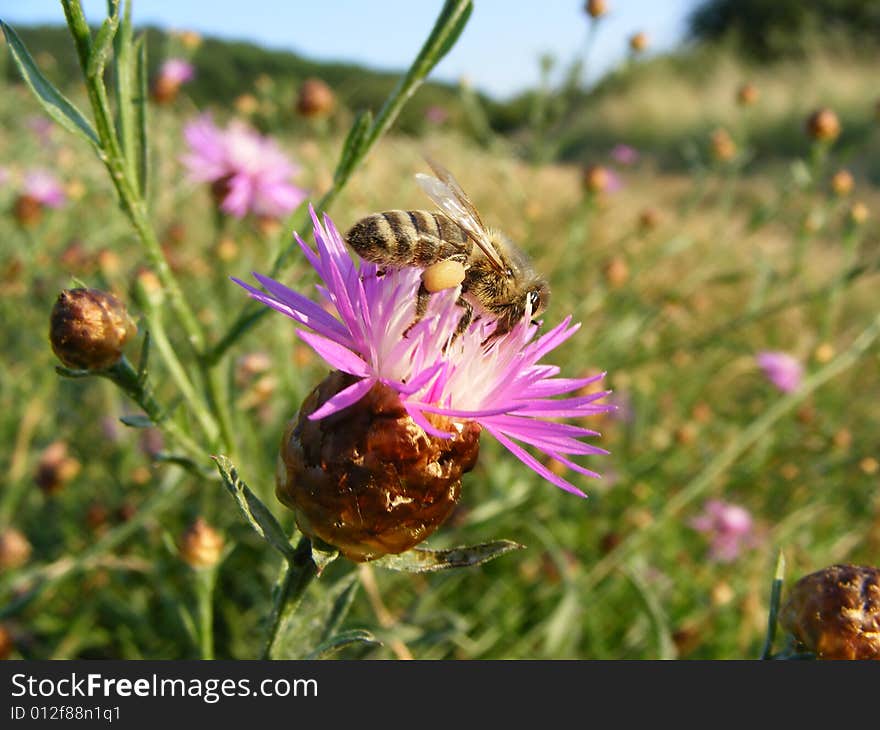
<box><xmin>179</xmin><ymin>30</ymin><xmax>202</xmax><ymax>50</ymax></box>
<box><xmin>629</xmin><ymin>32</ymin><xmax>648</xmax><ymax>53</ymax></box>
<box><xmin>849</xmin><ymin>201</ymin><xmax>869</xmax><ymax>225</ymax></box>
<box><xmin>638</xmin><ymin>207</ymin><xmax>660</xmax><ymax>231</ymax></box>
<box><xmin>277</xmin><ymin>371</ymin><xmax>481</xmax><ymax>562</ymax></box>
<box><xmin>582</xmin><ymin>164</ymin><xmax>610</xmax><ymax>194</ymax></box>
<box><xmin>296</xmin><ymin>78</ymin><xmax>336</xmax><ymax>118</ymax></box>
<box><xmin>34</xmin><ymin>441</ymin><xmax>81</xmax><ymax>495</ymax></box>
<box><xmin>806</xmin><ymin>108</ymin><xmax>841</xmax><ymax>142</ymax></box>
<box><xmin>585</xmin><ymin>0</ymin><xmax>607</xmax><ymax>19</ymax></box>
<box><xmin>0</xmin><ymin>527</ymin><xmax>32</xmax><ymax>570</ymax></box>
<box><xmin>179</xmin><ymin>518</ymin><xmax>225</xmax><ymax>569</ymax></box>
<box><xmin>0</xmin><ymin>624</ymin><xmax>13</xmax><ymax>659</ymax></box>
<box><xmin>13</xmin><ymin>194</ymin><xmax>42</xmax><ymax>227</ymax></box>
<box><xmin>602</xmin><ymin>256</ymin><xmax>629</xmax><ymax>289</ymax></box>
<box><xmin>736</xmin><ymin>83</ymin><xmax>759</xmax><ymax>107</ymax></box>
<box><xmin>151</xmin><ymin>76</ymin><xmax>179</xmax><ymax>105</ymax></box>
<box><xmin>234</xmin><ymin>93</ymin><xmax>259</xmax><ymax>117</ymax></box>
<box><xmin>830</xmin><ymin>170</ymin><xmax>854</xmax><ymax>197</ymax></box>
<box><xmin>710</xmin><ymin>128</ymin><xmax>737</xmax><ymax>162</ymax></box>
<box><xmin>781</xmin><ymin>564</ymin><xmax>880</xmax><ymax>659</ymax></box>
<box><xmin>49</xmin><ymin>288</ymin><xmax>136</xmax><ymax>370</ymax></box>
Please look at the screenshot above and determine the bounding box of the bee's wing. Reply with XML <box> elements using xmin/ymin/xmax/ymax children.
<box><xmin>415</xmin><ymin>166</ymin><xmax>506</xmax><ymax>274</ymax></box>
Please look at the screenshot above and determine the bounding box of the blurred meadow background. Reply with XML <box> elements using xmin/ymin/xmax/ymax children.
<box><xmin>0</xmin><ymin>0</ymin><xmax>879</xmax><ymax>659</ymax></box>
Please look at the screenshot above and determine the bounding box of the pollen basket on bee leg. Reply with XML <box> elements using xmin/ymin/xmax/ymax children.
<box><xmin>422</xmin><ymin>260</ymin><xmax>466</xmax><ymax>293</ymax></box>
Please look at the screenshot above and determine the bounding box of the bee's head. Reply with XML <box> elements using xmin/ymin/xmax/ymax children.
<box><xmin>526</xmin><ymin>280</ymin><xmax>550</xmax><ymax>321</ymax></box>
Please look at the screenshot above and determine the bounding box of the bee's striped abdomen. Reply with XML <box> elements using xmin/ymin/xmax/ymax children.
<box><xmin>345</xmin><ymin>210</ymin><xmax>471</xmax><ymax>268</ymax></box>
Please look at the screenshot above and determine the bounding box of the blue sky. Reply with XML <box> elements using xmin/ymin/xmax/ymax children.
<box><xmin>0</xmin><ymin>1</ymin><xmax>701</xmax><ymax>98</ymax></box>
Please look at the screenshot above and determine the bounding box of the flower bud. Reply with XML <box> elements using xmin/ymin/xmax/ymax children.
<box><xmin>49</xmin><ymin>288</ymin><xmax>137</xmax><ymax>370</ymax></box>
<box><xmin>629</xmin><ymin>32</ymin><xmax>648</xmax><ymax>53</ymax></box>
<box><xmin>710</xmin><ymin>128</ymin><xmax>737</xmax><ymax>162</ymax></box>
<box><xmin>277</xmin><ymin>371</ymin><xmax>481</xmax><ymax>562</ymax></box>
<box><xmin>638</xmin><ymin>207</ymin><xmax>660</xmax><ymax>231</ymax></box>
<box><xmin>234</xmin><ymin>93</ymin><xmax>259</xmax><ymax>117</ymax></box>
<box><xmin>35</xmin><ymin>440</ymin><xmax>81</xmax><ymax>495</ymax></box>
<box><xmin>13</xmin><ymin>194</ymin><xmax>42</xmax><ymax>227</ymax></box>
<box><xmin>179</xmin><ymin>518</ymin><xmax>225</xmax><ymax>569</ymax></box>
<box><xmin>736</xmin><ymin>83</ymin><xmax>759</xmax><ymax>107</ymax></box>
<box><xmin>0</xmin><ymin>527</ymin><xmax>32</xmax><ymax>570</ymax></box>
<box><xmin>806</xmin><ymin>108</ymin><xmax>840</xmax><ymax>142</ymax></box>
<box><xmin>585</xmin><ymin>0</ymin><xmax>607</xmax><ymax>19</ymax></box>
<box><xmin>849</xmin><ymin>201</ymin><xmax>869</xmax><ymax>225</ymax></box>
<box><xmin>781</xmin><ymin>564</ymin><xmax>880</xmax><ymax>659</ymax></box>
<box><xmin>830</xmin><ymin>169</ymin><xmax>853</xmax><ymax>197</ymax></box>
<box><xmin>602</xmin><ymin>256</ymin><xmax>629</xmax><ymax>289</ymax></box>
<box><xmin>296</xmin><ymin>78</ymin><xmax>336</xmax><ymax>119</ymax></box>
<box><xmin>0</xmin><ymin>624</ymin><xmax>13</xmax><ymax>659</ymax></box>
<box><xmin>582</xmin><ymin>164</ymin><xmax>610</xmax><ymax>194</ymax></box>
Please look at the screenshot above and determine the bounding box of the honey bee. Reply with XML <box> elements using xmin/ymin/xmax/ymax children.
<box><xmin>345</xmin><ymin>159</ymin><xmax>550</xmax><ymax>336</ymax></box>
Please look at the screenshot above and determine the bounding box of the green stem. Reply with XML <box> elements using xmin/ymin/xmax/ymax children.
<box><xmin>196</xmin><ymin>567</ymin><xmax>217</xmax><ymax>660</ymax></box>
<box><xmin>261</xmin><ymin>537</ymin><xmax>319</xmax><ymax>659</ymax></box>
<box><xmin>61</xmin><ymin>0</ymin><xmax>204</xmax><ymax>354</ymax></box>
<box><xmin>582</xmin><ymin>309</ymin><xmax>880</xmax><ymax>594</ymax></box>
<box><xmin>760</xmin><ymin>551</ymin><xmax>786</xmax><ymax>660</ymax></box>
<box><xmin>100</xmin><ymin>356</ymin><xmax>206</xmax><ymax>459</ymax></box>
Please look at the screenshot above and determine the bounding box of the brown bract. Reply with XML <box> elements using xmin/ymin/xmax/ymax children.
<box><xmin>49</xmin><ymin>288</ymin><xmax>137</xmax><ymax>370</ymax></box>
<box><xmin>277</xmin><ymin>371</ymin><xmax>481</xmax><ymax>562</ymax></box>
<box><xmin>781</xmin><ymin>564</ymin><xmax>880</xmax><ymax>660</ymax></box>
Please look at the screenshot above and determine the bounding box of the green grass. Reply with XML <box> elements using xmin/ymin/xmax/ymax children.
<box><xmin>0</xmin><ymin>48</ymin><xmax>878</xmax><ymax>659</ymax></box>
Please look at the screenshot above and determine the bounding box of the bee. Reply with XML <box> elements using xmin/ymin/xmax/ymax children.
<box><xmin>345</xmin><ymin>159</ymin><xmax>550</xmax><ymax>337</ymax></box>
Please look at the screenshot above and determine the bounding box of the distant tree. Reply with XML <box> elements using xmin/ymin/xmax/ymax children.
<box><xmin>688</xmin><ymin>0</ymin><xmax>880</xmax><ymax>59</ymax></box>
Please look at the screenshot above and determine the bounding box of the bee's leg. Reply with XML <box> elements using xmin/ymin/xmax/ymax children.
<box><xmin>453</xmin><ymin>297</ymin><xmax>473</xmax><ymax>339</ymax></box>
<box><xmin>403</xmin><ymin>283</ymin><xmax>432</xmax><ymax>338</ymax></box>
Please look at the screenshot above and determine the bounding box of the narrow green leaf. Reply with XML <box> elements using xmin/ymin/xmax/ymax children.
<box><xmin>136</xmin><ymin>330</ymin><xmax>150</xmax><ymax>386</ymax></box>
<box><xmin>1</xmin><ymin>22</ymin><xmax>99</xmax><ymax>147</ymax></box>
<box><xmin>112</xmin><ymin>0</ymin><xmax>139</xmax><ymax>192</ymax></box>
<box><xmin>133</xmin><ymin>34</ymin><xmax>149</xmax><ymax>197</ymax></box>
<box><xmin>431</xmin><ymin>1</ymin><xmax>473</xmax><ymax>65</ymax></box>
<box><xmin>306</xmin><ymin>629</ymin><xmax>379</xmax><ymax>660</ymax></box>
<box><xmin>333</xmin><ymin>109</ymin><xmax>373</xmax><ymax>185</ymax></box>
<box><xmin>55</xmin><ymin>366</ymin><xmax>92</xmax><ymax>379</ymax></box>
<box><xmin>318</xmin><ymin>572</ymin><xmax>360</xmax><ymax>645</ymax></box>
<box><xmin>85</xmin><ymin>13</ymin><xmax>120</xmax><ymax>79</ymax></box>
<box><xmin>373</xmin><ymin>539</ymin><xmax>524</xmax><ymax>573</ymax></box>
<box><xmin>212</xmin><ymin>455</ymin><xmax>297</xmax><ymax>561</ymax></box>
<box><xmin>119</xmin><ymin>414</ymin><xmax>153</xmax><ymax>428</ymax></box>
<box><xmin>271</xmin><ymin>572</ymin><xmax>359</xmax><ymax>659</ymax></box>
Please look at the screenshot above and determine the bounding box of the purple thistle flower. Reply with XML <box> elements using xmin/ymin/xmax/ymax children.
<box><xmin>158</xmin><ymin>58</ymin><xmax>195</xmax><ymax>86</ymax></box>
<box><xmin>234</xmin><ymin>207</ymin><xmax>613</xmax><ymax>497</ymax></box>
<box><xmin>23</xmin><ymin>169</ymin><xmax>66</xmax><ymax>208</ymax></box>
<box><xmin>690</xmin><ymin>499</ymin><xmax>755</xmax><ymax>563</ymax></box>
<box><xmin>182</xmin><ymin>114</ymin><xmax>307</xmax><ymax>219</ymax></box>
<box><xmin>756</xmin><ymin>351</ymin><xmax>803</xmax><ymax>393</ymax></box>
<box><xmin>610</xmin><ymin>143</ymin><xmax>639</xmax><ymax>166</ymax></box>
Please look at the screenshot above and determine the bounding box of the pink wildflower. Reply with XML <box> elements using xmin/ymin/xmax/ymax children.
<box><xmin>182</xmin><ymin>114</ymin><xmax>306</xmax><ymax>219</ymax></box>
<box><xmin>690</xmin><ymin>499</ymin><xmax>755</xmax><ymax>562</ymax></box>
<box><xmin>757</xmin><ymin>351</ymin><xmax>803</xmax><ymax>393</ymax></box>
<box><xmin>23</xmin><ymin>169</ymin><xmax>66</xmax><ymax>208</ymax></box>
<box><xmin>234</xmin><ymin>208</ymin><xmax>613</xmax><ymax>497</ymax></box>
